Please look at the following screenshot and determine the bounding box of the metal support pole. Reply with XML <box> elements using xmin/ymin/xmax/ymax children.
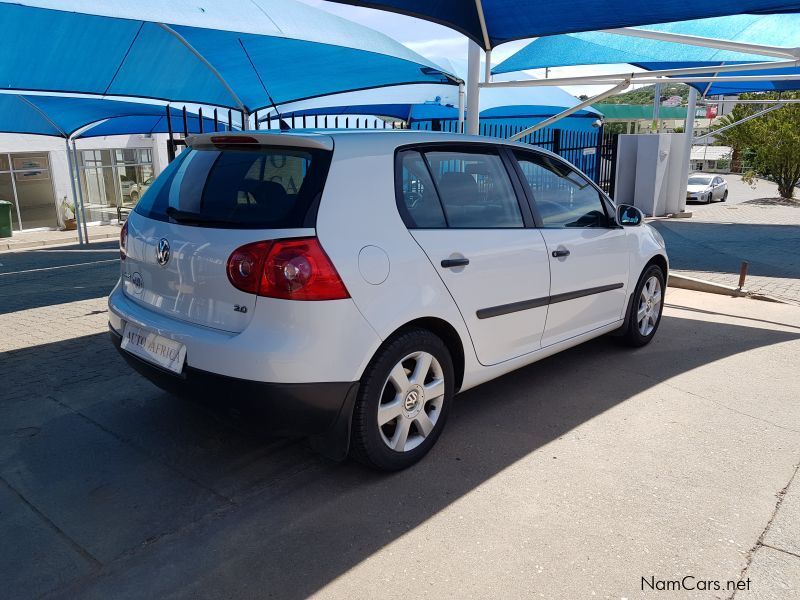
<box><xmin>458</xmin><ymin>82</ymin><xmax>465</xmax><ymax>133</ymax></box>
<box><xmin>652</xmin><ymin>82</ymin><xmax>662</xmax><ymax>132</ymax></box>
<box><xmin>466</xmin><ymin>40</ymin><xmax>481</xmax><ymax>135</ymax></box>
<box><xmin>678</xmin><ymin>87</ymin><xmax>698</xmax><ymax>214</ymax></box>
<box><xmin>738</xmin><ymin>261</ymin><xmax>749</xmax><ymax>290</ymax></box>
<box><xmin>692</xmin><ymin>104</ymin><xmax>783</xmax><ymax>143</ymax></box>
<box><xmin>65</xmin><ymin>138</ymin><xmax>84</xmax><ymax>245</ymax></box>
<box><xmin>165</xmin><ymin>105</ymin><xmax>175</xmax><ymax>162</ymax></box>
<box><xmin>484</xmin><ymin>50</ymin><xmax>492</xmax><ymax>83</ymax></box>
<box><xmin>71</xmin><ymin>140</ymin><xmax>89</xmax><ymax>242</ymax></box>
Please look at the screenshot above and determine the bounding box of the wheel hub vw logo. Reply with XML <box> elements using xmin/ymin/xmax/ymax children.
<box><xmin>156</xmin><ymin>238</ymin><xmax>171</xmax><ymax>267</ymax></box>
<box><xmin>404</xmin><ymin>390</ymin><xmax>419</xmax><ymax>411</ymax></box>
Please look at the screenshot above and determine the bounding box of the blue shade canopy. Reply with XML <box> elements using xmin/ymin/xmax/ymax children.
<box><xmin>277</xmin><ymin>103</ymin><xmax>459</xmax><ymax>122</ymax></box>
<box><xmin>0</xmin><ymin>0</ymin><xmax>456</xmax><ymax>112</ymax></box>
<box><xmin>276</xmin><ymin>102</ymin><xmax>600</xmax><ymax>122</ymax></box>
<box><xmin>0</xmin><ymin>94</ymin><xmax>226</xmax><ymax>138</ymax></box>
<box><xmin>493</xmin><ymin>15</ymin><xmax>799</xmax><ymax>72</ymax></box>
<box><xmin>322</xmin><ymin>0</ymin><xmax>800</xmax><ymax>49</ymax></box>
<box><xmin>492</xmin><ymin>15</ymin><xmax>800</xmax><ymax>94</ymax></box>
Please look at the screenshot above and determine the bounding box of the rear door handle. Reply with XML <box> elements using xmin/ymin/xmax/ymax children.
<box><xmin>441</xmin><ymin>258</ymin><xmax>470</xmax><ymax>268</ymax></box>
<box><xmin>551</xmin><ymin>249</ymin><xmax>570</xmax><ymax>258</ymax></box>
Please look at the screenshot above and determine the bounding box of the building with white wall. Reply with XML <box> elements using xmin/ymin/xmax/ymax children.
<box><xmin>0</xmin><ymin>133</ymin><xmax>169</xmax><ymax>231</ymax></box>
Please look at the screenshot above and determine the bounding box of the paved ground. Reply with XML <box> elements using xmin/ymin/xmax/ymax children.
<box><xmin>0</xmin><ymin>225</ymin><xmax>120</xmax><ymax>253</ymax></box>
<box><xmin>1</xmin><ymin>242</ymin><xmax>799</xmax><ymax>599</ymax></box>
<box><xmin>652</xmin><ymin>175</ymin><xmax>800</xmax><ymax>305</ymax></box>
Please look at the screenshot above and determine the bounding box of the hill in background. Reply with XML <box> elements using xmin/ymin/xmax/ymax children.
<box><xmin>593</xmin><ymin>83</ymin><xmax>692</xmax><ymax>105</ymax></box>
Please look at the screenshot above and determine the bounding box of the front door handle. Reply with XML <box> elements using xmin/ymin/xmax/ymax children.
<box><xmin>552</xmin><ymin>249</ymin><xmax>571</xmax><ymax>258</ymax></box>
<box><xmin>441</xmin><ymin>257</ymin><xmax>470</xmax><ymax>268</ymax></box>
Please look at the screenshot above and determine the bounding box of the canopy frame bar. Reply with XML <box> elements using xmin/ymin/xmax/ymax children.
<box><xmin>16</xmin><ymin>95</ymin><xmax>68</xmax><ymax>138</ymax></box>
<box><xmin>509</xmin><ymin>79</ymin><xmax>630</xmax><ymax>140</ymax></box>
<box><xmin>482</xmin><ymin>59</ymin><xmax>800</xmax><ymax>89</ymax></box>
<box><xmin>473</xmin><ymin>0</ymin><xmax>491</xmax><ymax>50</ymax></box>
<box><xmin>693</xmin><ymin>103</ymin><xmax>784</xmax><ymax>142</ymax></box>
<box><xmin>601</xmin><ymin>27</ymin><xmax>800</xmax><ymax>60</ymax></box>
<box><xmin>156</xmin><ymin>23</ymin><xmax>248</xmax><ymax>113</ymax></box>
<box><xmin>700</xmin><ymin>98</ymin><xmax>800</xmax><ymax>103</ymax></box>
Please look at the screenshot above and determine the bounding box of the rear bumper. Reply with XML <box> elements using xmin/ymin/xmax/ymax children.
<box><xmin>110</xmin><ymin>327</ymin><xmax>359</xmax><ymax>460</ymax></box>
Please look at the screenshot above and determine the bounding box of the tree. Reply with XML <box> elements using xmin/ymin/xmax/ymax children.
<box><xmin>713</xmin><ymin>92</ymin><xmax>800</xmax><ymax>199</ymax></box>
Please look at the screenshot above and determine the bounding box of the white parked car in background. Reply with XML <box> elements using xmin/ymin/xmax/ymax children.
<box><xmin>109</xmin><ymin>131</ymin><xmax>668</xmax><ymax>471</ymax></box>
<box><xmin>687</xmin><ymin>173</ymin><xmax>728</xmax><ymax>203</ymax></box>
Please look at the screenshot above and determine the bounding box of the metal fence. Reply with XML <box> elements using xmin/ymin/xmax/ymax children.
<box><xmin>164</xmin><ymin>106</ymin><xmax>619</xmax><ymax>195</ymax></box>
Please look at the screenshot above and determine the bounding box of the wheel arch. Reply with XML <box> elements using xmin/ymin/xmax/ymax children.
<box><xmin>645</xmin><ymin>253</ymin><xmax>668</xmax><ymax>279</ymax></box>
<box><xmin>385</xmin><ymin>317</ymin><xmax>466</xmax><ymax>393</ymax></box>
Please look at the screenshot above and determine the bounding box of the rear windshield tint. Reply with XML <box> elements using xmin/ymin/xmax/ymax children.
<box><xmin>135</xmin><ymin>147</ymin><xmax>332</xmax><ymax>228</ymax></box>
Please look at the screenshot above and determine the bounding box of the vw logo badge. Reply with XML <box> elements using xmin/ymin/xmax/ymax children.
<box><xmin>404</xmin><ymin>390</ymin><xmax>419</xmax><ymax>411</ymax></box>
<box><xmin>156</xmin><ymin>238</ymin><xmax>171</xmax><ymax>267</ymax></box>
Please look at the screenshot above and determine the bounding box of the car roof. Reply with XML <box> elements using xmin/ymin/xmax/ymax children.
<box><xmin>186</xmin><ymin>129</ymin><xmax>561</xmax><ymax>160</ymax></box>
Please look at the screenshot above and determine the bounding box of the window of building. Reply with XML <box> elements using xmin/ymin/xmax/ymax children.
<box><xmin>78</xmin><ymin>147</ymin><xmax>156</xmax><ymax>223</ymax></box>
<box><xmin>0</xmin><ymin>152</ymin><xmax>57</xmax><ymax>230</ymax></box>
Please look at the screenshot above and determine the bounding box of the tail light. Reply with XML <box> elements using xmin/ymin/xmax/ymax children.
<box><xmin>226</xmin><ymin>237</ymin><xmax>349</xmax><ymax>301</ymax></box>
<box><xmin>120</xmin><ymin>220</ymin><xmax>128</xmax><ymax>260</ymax></box>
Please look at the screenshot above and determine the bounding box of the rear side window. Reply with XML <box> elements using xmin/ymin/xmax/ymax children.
<box><xmin>397</xmin><ymin>151</ymin><xmax>447</xmax><ymax>228</ymax></box>
<box><xmin>396</xmin><ymin>147</ymin><xmax>524</xmax><ymax>229</ymax></box>
<box><xmin>425</xmin><ymin>150</ymin><xmax>523</xmax><ymax>228</ymax></box>
<box><xmin>135</xmin><ymin>147</ymin><xmax>331</xmax><ymax>228</ymax></box>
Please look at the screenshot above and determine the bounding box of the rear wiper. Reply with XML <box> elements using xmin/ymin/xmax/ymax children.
<box><xmin>165</xmin><ymin>206</ymin><xmax>238</xmax><ymax>226</ymax></box>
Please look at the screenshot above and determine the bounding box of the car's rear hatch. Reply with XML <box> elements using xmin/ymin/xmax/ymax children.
<box><xmin>120</xmin><ymin>132</ymin><xmax>334</xmax><ymax>333</ymax></box>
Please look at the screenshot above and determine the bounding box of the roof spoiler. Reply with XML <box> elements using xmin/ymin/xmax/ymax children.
<box><xmin>187</xmin><ymin>131</ymin><xmax>334</xmax><ymax>151</ymax></box>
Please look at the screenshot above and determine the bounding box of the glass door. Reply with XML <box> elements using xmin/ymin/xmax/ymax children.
<box><xmin>0</xmin><ymin>153</ymin><xmax>58</xmax><ymax>230</ymax></box>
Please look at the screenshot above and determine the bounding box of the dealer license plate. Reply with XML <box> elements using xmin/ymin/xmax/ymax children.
<box><xmin>121</xmin><ymin>323</ymin><xmax>186</xmax><ymax>374</ymax></box>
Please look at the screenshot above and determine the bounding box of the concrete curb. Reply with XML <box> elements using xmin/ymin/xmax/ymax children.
<box><xmin>0</xmin><ymin>232</ymin><xmax>119</xmax><ymax>253</ymax></box>
<box><xmin>668</xmin><ymin>273</ymin><xmax>784</xmax><ymax>303</ymax></box>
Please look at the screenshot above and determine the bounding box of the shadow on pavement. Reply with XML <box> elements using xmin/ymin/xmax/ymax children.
<box><xmin>0</xmin><ymin>241</ymin><xmax>119</xmax><ymax>314</ymax></box>
<box><xmin>1</xmin><ymin>312</ymin><xmax>799</xmax><ymax>598</ymax></box>
<box><xmin>651</xmin><ymin>221</ymin><xmax>800</xmax><ymax>280</ymax></box>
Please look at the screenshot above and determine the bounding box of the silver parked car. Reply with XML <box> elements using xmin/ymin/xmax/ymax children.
<box><xmin>687</xmin><ymin>173</ymin><xmax>728</xmax><ymax>203</ymax></box>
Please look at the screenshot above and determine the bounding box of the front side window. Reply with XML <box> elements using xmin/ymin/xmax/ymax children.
<box><xmin>514</xmin><ymin>152</ymin><xmax>608</xmax><ymax>228</ymax></box>
<box><xmin>422</xmin><ymin>149</ymin><xmax>523</xmax><ymax>228</ymax></box>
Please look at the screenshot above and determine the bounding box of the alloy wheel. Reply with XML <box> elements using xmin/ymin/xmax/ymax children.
<box><xmin>637</xmin><ymin>275</ymin><xmax>662</xmax><ymax>337</ymax></box>
<box><xmin>377</xmin><ymin>351</ymin><xmax>445</xmax><ymax>452</ymax></box>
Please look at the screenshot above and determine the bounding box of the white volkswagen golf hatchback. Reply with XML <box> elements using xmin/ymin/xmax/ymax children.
<box><xmin>109</xmin><ymin>131</ymin><xmax>668</xmax><ymax>470</ymax></box>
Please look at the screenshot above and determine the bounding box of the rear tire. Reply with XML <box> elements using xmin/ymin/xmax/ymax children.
<box><xmin>620</xmin><ymin>265</ymin><xmax>665</xmax><ymax>347</ymax></box>
<box><xmin>350</xmin><ymin>328</ymin><xmax>454</xmax><ymax>471</ymax></box>
<box><xmin>722</xmin><ymin>190</ymin><xmax>728</xmax><ymax>202</ymax></box>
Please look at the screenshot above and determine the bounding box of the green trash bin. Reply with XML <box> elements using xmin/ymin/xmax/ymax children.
<box><xmin>0</xmin><ymin>200</ymin><xmax>13</xmax><ymax>238</ymax></box>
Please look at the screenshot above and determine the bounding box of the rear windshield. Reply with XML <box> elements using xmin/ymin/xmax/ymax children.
<box><xmin>135</xmin><ymin>147</ymin><xmax>332</xmax><ymax>228</ymax></box>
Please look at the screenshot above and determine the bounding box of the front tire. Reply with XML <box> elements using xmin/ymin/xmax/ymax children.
<box><xmin>621</xmin><ymin>265</ymin><xmax>665</xmax><ymax>347</ymax></box>
<box><xmin>350</xmin><ymin>328</ymin><xmax>454</xmax><ymax>471</ymax></box>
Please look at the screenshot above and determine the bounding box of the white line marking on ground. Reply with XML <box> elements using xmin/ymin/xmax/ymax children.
<box><xmin>0</xmin><ymin>259</ymin><xmax>119</xmax><ymax>276</ymax></box>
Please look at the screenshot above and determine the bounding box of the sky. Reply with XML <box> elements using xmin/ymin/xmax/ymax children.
<box><xmin>296</xmin><ymin>0</ymin><xmax>642</xmax><ymax>98</ymax></box>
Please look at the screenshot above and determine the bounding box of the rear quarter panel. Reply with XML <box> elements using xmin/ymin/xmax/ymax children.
<box><xmin>315</xmin><ymin>135</ymin><xmax>479</xmax><ymax>381</ymax></box>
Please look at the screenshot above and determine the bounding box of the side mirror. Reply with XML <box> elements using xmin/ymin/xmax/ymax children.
<box><xmin>617</xmin><ymin>204</ymin><xmax>643</xmax><ymax>227</ymax></box>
